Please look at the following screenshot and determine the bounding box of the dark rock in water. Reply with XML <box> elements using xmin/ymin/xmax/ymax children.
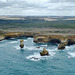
<box><xmin>30</xmin><ymin>57</ymin><xmax>39</xmax><ymax>60</ymax></box>
<box><xmin>36</xmin><ymin>47</ymin><xmax>40</xmax><ymax>48</ymax></box>
<box><xmin>20</xmin><ymin>39</ymin><xmax>24</xmax><ymax>48</ymax></box>
<box><xmin>20</xmin><ymin>44</ymin><xmax>24</xmax><ymax>48</ymax></box>
<box><xmin>67</xmin><ymin>39</ymin><xmax>75</xmax><ymax>45</ymax></box>
<box><xmin>58</xmin><ymin>42</ymin><xmax>66</xmax><ymax>50</ymax></box>
<box><xmin>40</xmin><ymin>48</ymin><xmax>49</xmax><ymax>56</ymax></box>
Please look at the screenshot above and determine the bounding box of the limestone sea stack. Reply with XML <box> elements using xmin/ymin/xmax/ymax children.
<box><xmin>40</xmin><ymin>48</ymin><xmax>49</xmax><ymax>56</ymax></box>
<box><xmin>20</xmin><ymin>39</ymin><xmax>24</xmax><ymax>48</ymax></box>
<box><xmin>58</xmin><ymin>42</ymin><xmax>67</xmax><ymax>50</ymax></box>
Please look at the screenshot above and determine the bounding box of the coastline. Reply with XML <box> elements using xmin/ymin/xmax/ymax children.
<box><xmin>0</xmin><ymin>35</ymin><xmax>5</xmax><ymax>41</ymax></box>
<box><xmin>0</xmin><ymin>28</ymin><xmax>75</xmax><ymax>41</ymax></box>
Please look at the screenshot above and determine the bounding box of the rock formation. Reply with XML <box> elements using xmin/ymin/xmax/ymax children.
<box><xmin>33</xmin><ymin>35</ymin><xmax>75</xmax><ymax>50</ymax></box>
<box><xmin>20</xmin><ymin>39</ymin><xmax>24</xmax><ymax>48</ymax></box>
<box><xmin>58</xmin><ymin>43</ymin><xmax>66</xmax><ymax>50</ymax></box>
<box><xmin>67</xmin><ymin>39</ymin><xmax>75</xmax><ymax>45</ymax></box>
<box><xmin>0</xmin><ymin>35</ymin><xmax>5</xmax><ymax>41</ymax></box>
<box><xmin>4</xmin><ymin>32</ymin><xmax>39</xmax><ymax>39</ymax></box>
<box><xmin>36</xmin><ymin>47</ymin><xmax>40</xmax><ymax>48</ymax></box>
<box><xmin>40</xmin><ymin>48</ymin><xmax>49</xmax><ymax>56</ymax></box>
<box><xmin>0</xmin><ymin>31</ymin><xmax>75</xmax><ymax>50</ymax></box>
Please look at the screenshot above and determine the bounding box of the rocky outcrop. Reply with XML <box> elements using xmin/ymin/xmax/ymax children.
<box><xmin>40</xmin><ymin>48</ymin><xmax>49</xmax><ymax>56</ymax></box>
<box><xmin>67</xmin><ymin>39</ymin><xmax>75</xmax><ymax>45</ymax></box>
<box><xmin>4</xmin><ymin>32</ymin><xmax>39</xmax><ymax>39</ymax></box>
<box><xmin>0</xmin><ymin>32</ymin><xmax>39</xmax><ymax>41</ymax></box>
<box><xmin>0</xmin><ymin>35</ymin><xmax>5</xmax><ymax>41</ymax></box>
<box><xmin>33</xmin><ymin>35</ymin><xmax>49</xmax><ymax>43</ymax></box>
<box><xmin>0</xmin><ymin>31</ymin><xmax>75</xmax><ymax>50</ymax></box>
<box><xmin>58</xmin><ymin>40</ymin><xmax>68</xmax><ymax>50</ymax></box>
<box><xmin>58</xmin><ymin>42</ymin><xmax>67</xmax><ymax>50</ymax></box>
<box><xmin>33</xmin><ymin>35</ymin><xmax>65</xmax><ymax>43</ymax></box>
<box><xmin>33</xmin><ymin>35</ymin><xmax>75</xmax><ymax>50</ymax></box>
<box><xmin>20</xmin><ymin>39</ymin><xmax>24</xmax><ymax>48</ymax></box>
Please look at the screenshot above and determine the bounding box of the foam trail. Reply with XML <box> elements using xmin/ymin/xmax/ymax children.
<box><xmin>66</xmin><ymin>45</ymin><xmax>75</xmax><ymax>50</ymax></box>
<box><xmin>47</xmin><ymin>48</ymin><xmax>58</xmax><ymax>52</ymax></box>
<box><xmin>24</xmin><ymin>46</ymin><xmax>43</xmax><ymax>50</ymax></box>
<box><xmin>9</xmin><ymin>41</ymin><xmax>18</xmax><ymax>44</ymax></box>
<box><xmin>14</xmin><ymin>45</ymin><xmax>42</xmax><ymax>50</ymax></box>
<box><xmin>68</xmin><ymin>52</ymin><xmax>75</xmax><ymax>58</ymax></box>
<box><xmin>10</xmin><ymin>38</ymin><xmax>15</xmax><ymax>39</ymax></box>
<box><xmin>26</xmin><ymin>53</ymin><xmax>41</xmax><ymax>61</ymax></box>
<box><xmin>27</xmin><ymin>38</ymin><xmax>32</xmax><ymax>40</ymax></box>
<box><xmin>14</xmin><ymin>46</ymin><xmax>20</xmax><ymax>50</ymax></box>
<box><xmin>26</xmin><ymin>51</ymin><xmax>56</xmax><ymax>61</ymax></box>
<box><xmin>41</xmin><ymin>44</ymin><xmax>47</xmax><ymax>47</ymax></box>
<box><xmin>0</xmin><ymin>40</ymin><xmax>6</xmax><ymax>43</ymax></box>
<box><xmin>24</xmin><ymin>40</ymin><xmax>27</xmax><ymax>42</ymax></box>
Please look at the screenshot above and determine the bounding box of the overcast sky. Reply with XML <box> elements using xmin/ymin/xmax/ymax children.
<box><xmin>0</xmin><ymin>0</ymin><xmax>75</xmax><ymax>16</ymax></box>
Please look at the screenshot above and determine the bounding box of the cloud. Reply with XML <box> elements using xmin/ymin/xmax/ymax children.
<box><xmin>0</xmin><ymin>0</ymin><xmax>7</xmax><ymax>3</ymax></box>
<box><xmin>0</xmin><ymin>0</ymin><xmax>75</xmax><ymax>16</ymax></box>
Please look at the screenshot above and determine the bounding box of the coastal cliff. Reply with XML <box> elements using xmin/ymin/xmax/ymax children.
<box><xmin>33</xmin><ymin>35</ymin><xmax>75</xmax><ymax>49</ymax></box>
<box><xmin>0</xmin><ymin>31</ymin><xmax>75</xmax><ymax>49</ymax></box>
<box><xmin>0</xmin><ymin>32</ymin><xmax>39</xmax><ymax>41</ymax></box>
<box><xmin>4</xmin><ymin>32</ymin><xmax>39</xmax><ymax>39</ymax></box>
<box><xmin>0</xmin><ymin>35</ymin><xmax>5</xmax><ymax>41</ymax></box>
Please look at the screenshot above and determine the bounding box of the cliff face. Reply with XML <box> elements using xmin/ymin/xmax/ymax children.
<box><xmin>33</xmin><ymin>35</ymin><xmax>75</xmax><ymax>49</ymax></box>
<box><xmin>33</xmin><ymin>35</ymin><xmax>67</xmax><ymax>43</ymax></box>
<box><xmin>0</xmin><ymin>32</ymin><xmax>39</xmax><ymax>40</ymax></box>
<box><xmin>0</xmin><ymin>35</ymin><xmax>5</xmax><ymax>41</ymax></box>
<box><xmin>4</xmin><ymin>32</ymin><xmax>39</xmax><ymax>39</ymax></box>
<box><xmin>0</xmin><ymin>31</ymin><xmax>75</xmax><ymax>49</ymax></box>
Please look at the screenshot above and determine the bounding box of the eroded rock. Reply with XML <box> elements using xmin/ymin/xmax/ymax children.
<box><xmin>40</xmin><ymin>48</ymin><xmax>49</xmax><ymax>56</ymax></box>
<box><xmin>20</xmin><ymin>39</ymin><xmax>24</xmax><ymax>48</ymax></box>
<box><xmin>67</xmin><ymin>39</ymin><xmax>75</xmax><ymax>45</ymax></box>
<box><xmin>0</xmin><ymin>35</ymin><xmax>5</xmax><ymax>41</ymax></box>
<box><xmin>36</xmin><ymin>47</ymin><xmax>40</xmax><ymax>48</ymax></box>
<box><xmin>58</xmin><ymin>42</ymin><xmax>67</xmax><ymax>50</ymax></box>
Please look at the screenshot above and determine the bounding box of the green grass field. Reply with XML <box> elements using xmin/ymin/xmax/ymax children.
<box><xmin>0</xmin><ymin>16</ymin><xmax>75</xmax><ymax>29</ymax></box>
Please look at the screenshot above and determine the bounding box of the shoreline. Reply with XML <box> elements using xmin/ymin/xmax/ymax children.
<box><xmin>0</xmin><ymin>28</ymin><xmax>75</xmax><ymax>50</ymax></box>
<box><xmin>0</xmin><ymin>28</ymin><xmax>75</xmax><ymax>41</ymax></box>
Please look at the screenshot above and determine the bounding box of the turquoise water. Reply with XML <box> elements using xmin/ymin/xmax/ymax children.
<box><xmin>0</xmin><ymin>37</ymin><xmax>75</xmax><ymax>75</ymax></box>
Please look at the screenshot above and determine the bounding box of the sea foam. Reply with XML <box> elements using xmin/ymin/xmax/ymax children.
<box><xmin>26</xmin><ymin>51</ymin><xmax>56</xmax><ymax>61</ymax></box>
<box><xmin>9</xmin><ymin>41</ymin><xmax>18</xmax><ymax>44</ymax></box>
<box><xmin>68</xmin><ymin>52</ymin><xmax>75</xmax><ymax>58</ymax></box>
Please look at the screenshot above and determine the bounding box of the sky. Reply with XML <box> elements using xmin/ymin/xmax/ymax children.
<box><xmin>0</xmin><ymin>0</ymin><xmax>75</xmax><ymax>16</ymax></box>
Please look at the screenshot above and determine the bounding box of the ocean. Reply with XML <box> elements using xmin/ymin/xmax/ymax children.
<box><xmin>0</xmin><ymin>37</ymin><xmax>75</xmax><ymax>75</ymax></box>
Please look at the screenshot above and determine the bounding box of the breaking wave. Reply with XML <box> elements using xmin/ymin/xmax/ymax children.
<box><xmin>26</xmin><ymin>51</ymin><xmax>56</xmax><ymax>61</ymax></box>
<box><xmin>68</xmin><ymin>52</ymin><xmax>75</xmax><ymax>58</ymax></box>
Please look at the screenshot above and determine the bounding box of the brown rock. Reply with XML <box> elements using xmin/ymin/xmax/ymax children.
<box><xmin>58</xmin><ymin>43</ymin><xmax>66</xmax><ymax>50</ymax></box>
<box><xmin>20</xmin><ymin>39</ymin><xmax>24</xmax><ymax>48</ymax></box>
<box><xmin>36</xmin><ymin>47</ymin><xmax>40</xmax><ymax>48</ymax></box>
<box><xmin>40</xmin><ymin>48</ymin><xmax>49</xmax><ymax>56</ymax></box>
<box><xmin>0</xmin><ymin>35</ymin><xmax>5</xmax><ymax>41</ymax></box>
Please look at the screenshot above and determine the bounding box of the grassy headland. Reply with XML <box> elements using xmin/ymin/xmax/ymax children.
<box><xmin>0</xmin><ymin>16</ymin><xmax>75</xmax><ymax>36</ymax></box>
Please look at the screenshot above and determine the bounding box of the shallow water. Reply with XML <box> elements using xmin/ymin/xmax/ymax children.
<box><xmin>0</xmin><ymin>37</ymin><xmax>75</xmax><ymax>75</ymax></box>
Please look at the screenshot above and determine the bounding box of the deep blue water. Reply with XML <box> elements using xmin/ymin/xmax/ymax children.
<box><xmin>0</xmin><ymin>37</ymin><xmax>75</xmax><ymax>75</ymax></box>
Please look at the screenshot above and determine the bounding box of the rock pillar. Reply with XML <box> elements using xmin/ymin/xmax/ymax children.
<box><xmin>20</xmin><ymin>39</ymin><xmax>24</xmax><ymax>48</ymax></box>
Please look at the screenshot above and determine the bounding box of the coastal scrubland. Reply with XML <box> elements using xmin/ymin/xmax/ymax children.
<box><xmin>0</xmin><ymin>16</ymin><xmax>75</xmax><ymax>35</ymax></box>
